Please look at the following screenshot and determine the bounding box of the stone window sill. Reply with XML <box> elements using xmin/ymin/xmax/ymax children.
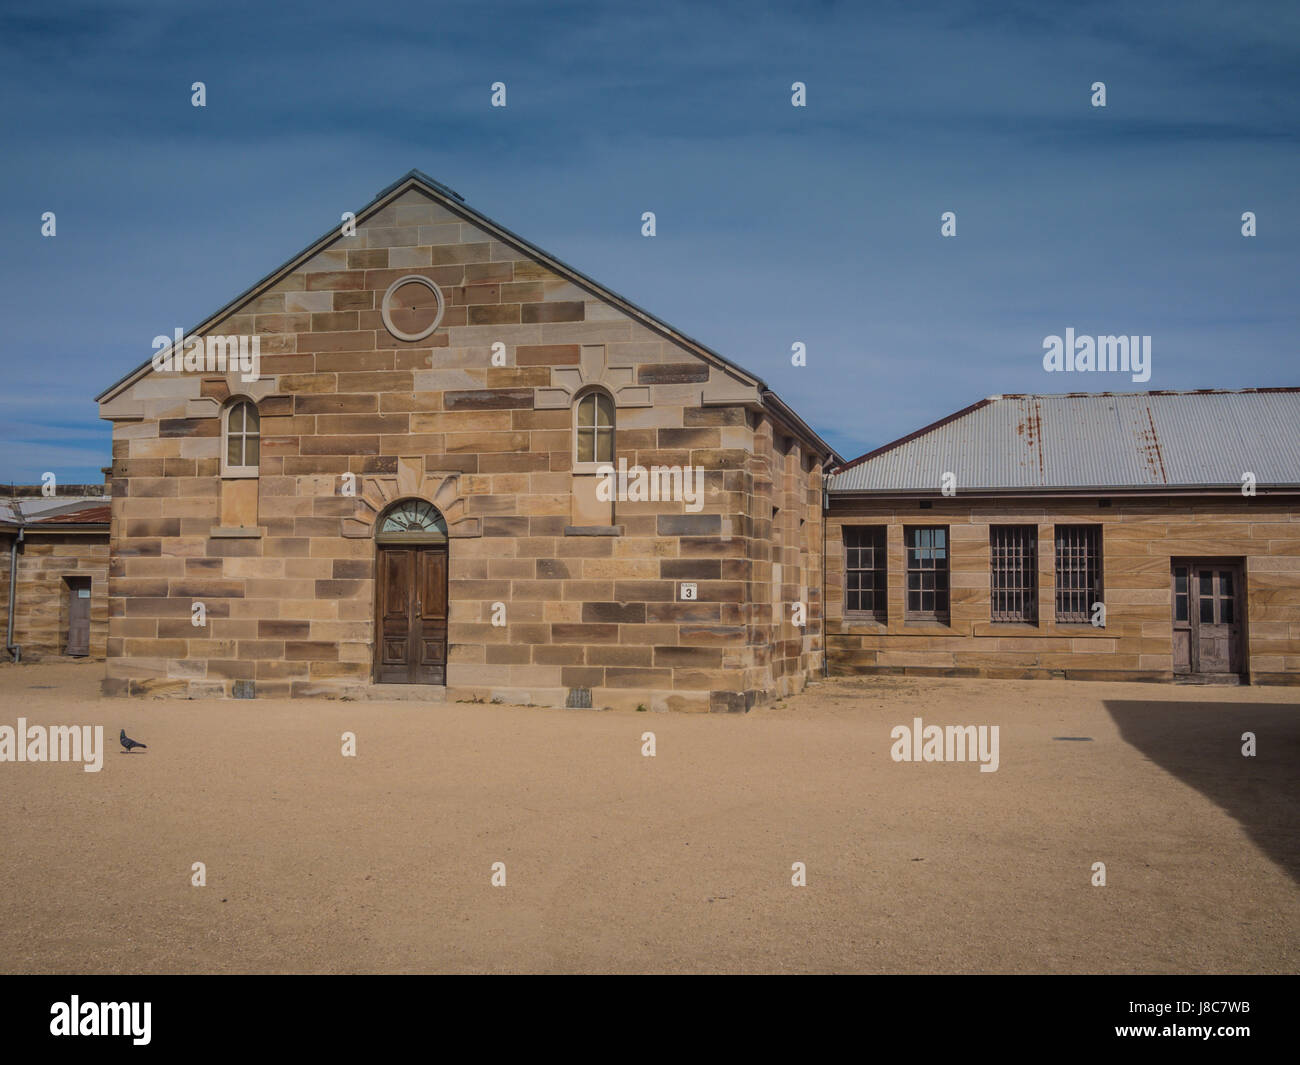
<box><xmin>210</xmin><ymin>527</ymin><xmax>262</xmax><ymax>539</ymax></box>
<box><xmin>902</xmin><ymin>619</ymin><xmax>953</xmax><ymax>633</ymax></box>
<box><xmin>842</xmin><ymin>613</ymin><xmax>887</xmax><ymax>627</ymax></box>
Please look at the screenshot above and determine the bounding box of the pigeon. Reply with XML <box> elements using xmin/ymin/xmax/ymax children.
<box><xmin>120</xmin><ymin>729</ymin><xmax>147</xmax><ymax>753</ymax></box>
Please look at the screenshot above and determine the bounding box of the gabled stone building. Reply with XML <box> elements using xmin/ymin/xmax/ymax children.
<box><xmin>96</xmin><ymin>170</ymin><xmax>839</xmax><ymax>709</ymax></box>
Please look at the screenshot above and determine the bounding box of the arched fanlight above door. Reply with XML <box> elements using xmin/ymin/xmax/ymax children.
<box><xmin>375</xmin><ymin>499</ymin><xmax>448</xmax><ymax>544</ymax></box>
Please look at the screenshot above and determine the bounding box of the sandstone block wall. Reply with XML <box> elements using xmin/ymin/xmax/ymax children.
<box><xmin>0</xmin><ymin>534</ymin><xmax>110</xmax><ymax>659</ymax></box>
<box><xmin>826</xmin><ymin>496</ymin><xmax>1300</xmax><ymax>684</ymax></box>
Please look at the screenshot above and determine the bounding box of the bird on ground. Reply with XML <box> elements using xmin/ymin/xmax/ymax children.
<box><xmin>120</xmin><ymin>729</ymin><xmax>147</xmax><ymax>753</ymax></box>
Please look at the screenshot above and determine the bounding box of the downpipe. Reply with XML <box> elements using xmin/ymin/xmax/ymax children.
<box><xmin>6</xmin><ymin>525</ymin><xmax>23</xmax><ymax>662</ymax></box>
<box><xmin>821</xmin><ymin>468</ymin><xmax>831</xmax><ymax>679</ymax></box>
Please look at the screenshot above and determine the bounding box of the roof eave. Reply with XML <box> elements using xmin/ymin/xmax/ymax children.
<box><xmin>96</xmin><ymin>181</ymin><xmax>424</xmax><ymax>404</ymax></box>
<box><xmin>761</xmin><ymin>390</ymin><xmax>843</xmax><ymax>465</ymax></box>
<box><xmin>20</xmin><ymin>522</ymin><xmax>111</xmax><ymax>532</ymax></box>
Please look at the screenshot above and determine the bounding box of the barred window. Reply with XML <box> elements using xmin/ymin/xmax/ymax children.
<box><xmin>844</xmin><ymin>526</ymin><xmax>886</xmax><ymax>620</ymax></box>
<box><xmin>990</xmin><ymin>525</ymin><xmax>1037</xmax><ymax>623</ymax></box>
<box><xmin>1055</xmin><ymin>525</ymin><xmax>1103</xmax><ymax>623</ymax></box>
<box><xmin>905</xmin><ymin>526</ymin><xmax>949</xmax><ymax>622</ymax></box>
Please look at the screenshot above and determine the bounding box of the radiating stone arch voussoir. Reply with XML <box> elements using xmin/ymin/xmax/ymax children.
<box><xmin>342</xmin><ymin>460</ymin><xmax>480</xmax><ymax>539</ymax></box>
<box><xmin>533</xmin><ymin>344</ymin><xmax>652</xmax><ymax>410</ymax></box>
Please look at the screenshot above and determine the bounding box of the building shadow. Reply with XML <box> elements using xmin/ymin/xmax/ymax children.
<box><xmin>1104</xmin><ymin>700</ymin><xmax>1300</xmax><ymax>885</ymax></box>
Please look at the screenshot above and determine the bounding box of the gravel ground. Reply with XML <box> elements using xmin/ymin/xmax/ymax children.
<box><xmin>1</xmin><ymin>661</ymin><xmax>1296</xmax><ymax>973</ymax></box>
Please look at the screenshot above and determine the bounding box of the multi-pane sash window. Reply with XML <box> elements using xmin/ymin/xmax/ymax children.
<box><xmin>223</xmin><ymin>399</ymin><xmax>260</xmax><ymax>476</ymax></box>
<box><xmin>990</xmin><ymin>525</ymin><xmax>1038</xmax><ymax>623</ymax></box>
<box><xmin>1055</xmin><ymin>525</ymin><xmax>1103</xmax><ymax>623</ymax></box>
<box><xmin>575</xmin><ymin>390</ymin><xmax>614</xmax><ymax>464</ymax></box>
<box><xmin>844</xmin><ymin>526</ymin><xmax>887</xmax><ymax>620</ymax></box>
<box><xmin>905</xmin><ymin>526</ymin><xmax>949</xmax><ymax>621</ymax></box>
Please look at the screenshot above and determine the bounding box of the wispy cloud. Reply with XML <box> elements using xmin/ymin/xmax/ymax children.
<box><xmin>0</xmin><ymin>0</ymin><xmax>1295</xmax><ymax>476</ymax></box>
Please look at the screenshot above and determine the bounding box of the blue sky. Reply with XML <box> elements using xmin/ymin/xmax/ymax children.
<box><xmin>2</xmin><ymin>0</ymin><xmax>1296</xmax><ymax>481</ymax></box>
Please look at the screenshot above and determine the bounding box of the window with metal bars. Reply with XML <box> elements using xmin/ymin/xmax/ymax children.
<box><xmin>843</xmin><ymin>526</ymin><xmax>887</xmax><ymax>620</ymax></box>
<box><xmin>990</xmin><ymin>525</ymin><xmax>1037</xmax><ymax>623</ymax></box>
<box><xmin>1054</xmin><ymin>525</ymin><xmax>1103</xmax><ymax>623</ymax></box>
<box><xmin>905</xmin><ymin>526</ymin><xmax>949</xmax><ymax>622</ymax></box>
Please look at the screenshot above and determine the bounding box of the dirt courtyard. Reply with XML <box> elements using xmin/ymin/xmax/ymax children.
<box><xmin>0</xmin><ymin>661</ymin><xmax>1296</xmax><ymax>974</ymax></box>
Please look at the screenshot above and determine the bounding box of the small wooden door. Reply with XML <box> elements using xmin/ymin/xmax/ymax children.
<box><xmin>1172</xmin><ymin>562</ymin><xmax>1243</xmax><ymax>676</ymax></box>
<box><xmin>375</xmin><ymin>545</ymin><xmax>447</xmax><ymax>684</ymax></box>
<box><xmin>65</xmin><ymin>577</ymin><xmax>91</xmax><ymax>656</ymax></box>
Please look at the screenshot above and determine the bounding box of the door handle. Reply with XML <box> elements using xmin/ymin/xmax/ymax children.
<box><xmin>415</xmin><ymin>598</ymin><xmax>421</xmax><ymax>617</ymax></box>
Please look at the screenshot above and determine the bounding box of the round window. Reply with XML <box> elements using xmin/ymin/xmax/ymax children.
<box><xmin>381</xmin><ymin>274</ymin><xmax>445</xmax><ymax>342</ymax></box>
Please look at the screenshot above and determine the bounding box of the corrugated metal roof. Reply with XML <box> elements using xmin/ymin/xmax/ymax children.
<box><xmin>830</xmin><ymin>389</ymin><xmax>1300</xmax><ymax>493</ymax></box>
<box><xmin>30</xmin><ymin>504</ymin><xmax>111</xmax><ymax>525</ymax></box>
<box><xmin>0</xmin><ymin>497</ymin><xmax>111</xmax><ymax>527</ymax></box>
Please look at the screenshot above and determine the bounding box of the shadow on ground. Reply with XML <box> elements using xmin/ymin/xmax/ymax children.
<box><xmin>1105</xmin><ymin>700</ymin><xmax>1300</xmax><ymax>884</ymax></box>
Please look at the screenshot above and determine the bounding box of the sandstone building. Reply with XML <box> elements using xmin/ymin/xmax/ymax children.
<box><xmin>0</xmin><ymin>479</ymin><xmax>111</xmax><ymax>661</ymax></box>
<box><xmin>95</xmin><ymin>170</ymin><xmax>839</xmax><ymax>708</ymax></box>
<box><xmin>826</xmin><ymin>390</ymin><xmax>1300</xmax><ymax>685</ymax></box>
<box><xmin>74</xmin><ymin>173</ymin><xmax>1300</xmax><ymax>701</ymax></box>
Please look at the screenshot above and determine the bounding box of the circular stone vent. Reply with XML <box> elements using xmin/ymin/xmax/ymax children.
<box><xmin>380</xmin><ymin>274</ymin><xmax>445</xmax><ymax>342</ymax></box>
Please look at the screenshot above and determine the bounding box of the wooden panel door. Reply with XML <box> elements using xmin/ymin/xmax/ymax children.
<box><xmin>414</xmin><ymin>547</ymin><xmax>447</xmax><ymax>684</ymax></box>
<box><xmin>376</xmin><ymin>547</ymin><xmax>413</xmax><ymax>683</ymax></box>
<box><xmin>1192</xmin><ymin>565</ymin><xmax>1242</xmax><ymax>675</ymax></box>
<box><xmin>375</xmin><ymin>545</ymin><xmax>448</xmax><ymax>684</ymax></box>
<box><xmin>65</xmin><ymin>578</ymin><xmax>91</xmax><ymax>657</ymax></box>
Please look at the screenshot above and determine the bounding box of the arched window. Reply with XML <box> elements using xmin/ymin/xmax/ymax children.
<box><xmin>574</xmin><ymin>390</ymin><xmax>614</xmax><ymax>465</ymax></box>
<box><xmin>377</xmin><ymin>499</ymin><xmax>448</xmax><ymax>542</ymax></box>
<box><xmin>222</xmin><ymin>399</ymin><xmax>260</xmax><ymax>477</ymax></box>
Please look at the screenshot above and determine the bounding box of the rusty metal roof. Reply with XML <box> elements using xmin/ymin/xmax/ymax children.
<box><xmin>0</xmin><ymin>497</ymin><xmax>111</xmax><ymax>529</ymax></box>
<box><xmin>830</xmin><ymin>389</ymin><xmax>1300</xmax><ymax>493</ymax></box>
<box><xmin>29</xmin><ymin>504</ymin><xmax>111</xmax><ymax>525</ymax></box>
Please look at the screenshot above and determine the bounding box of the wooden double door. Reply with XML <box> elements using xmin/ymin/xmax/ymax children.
<box><xmin>1172</xmin><ymin>561</ymin><xmax>1244</xmax><ymax>677</ymax></box>
<box><xmin>375</xmin><ymin>544</ymin><xmax>447</xmax><ymax>684</ymax></box>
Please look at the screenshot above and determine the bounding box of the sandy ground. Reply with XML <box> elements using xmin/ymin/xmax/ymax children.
<box><xmin>0</xmin><ymin>660</ymin><xmax>1296</xmax><ymax>974</ymax></box>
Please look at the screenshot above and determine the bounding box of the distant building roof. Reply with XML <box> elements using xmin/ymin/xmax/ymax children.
<box><xmin>830</xmin><ymin>389</ymin><xmax>1300</xmax><ymax>494</ymax></box>
<box><xmin>30</xmin><ymin>504</ymin><xmax>111</xmax><ymax>525</ymax></box>
<box><xmin>0</xmin><ymin>497</ymin><xmax>111</xmax><ymax>529</ymax></box>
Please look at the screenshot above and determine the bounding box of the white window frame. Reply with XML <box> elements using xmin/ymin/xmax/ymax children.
<box><xmin>572</xmin><ymin>388</ymin><xmax>615</xmax><ymax>474</ymax></box>
<box><xmin>221</xmin><ymin>398</ymin><xmax>261</xmax><ymax>479</ymax></box>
